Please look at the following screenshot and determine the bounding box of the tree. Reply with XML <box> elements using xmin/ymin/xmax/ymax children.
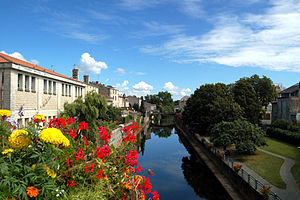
<box><xmin>210</xmin><ymin>120</ymin><xmax>265</xmax><ymax>154</ymax></box>
<box><xmin>105</xmin><ymin>105</ymin><xmax>122</xmax><ymax>122</ymax></box>
<box><xmin>62</xmin><ymin>91</ymin><xmax>108</xmax><ymax>142</ymax></box>
<box><xmin>133</xmin><ymin>103</ymin><xmax>139</xmax><ymax>112</ymax></box>
<box><xmin>182</xmin><ymin>83</ymin><xmax>243</xmax><ymax>134</ymax></box>
<box><xmin>144</xmin><ymin>91</ymin><xmax>174</xmax><ymax>112</ymax></box>
<box><xmin>232</xmin><ymin>79</ymin><xmax>263</xmax><ymax>124</ymax></box>
<box><xmin>245</xmin><ymin>74</ymin><xmax>277</xmax><ymax>108</ymax></box>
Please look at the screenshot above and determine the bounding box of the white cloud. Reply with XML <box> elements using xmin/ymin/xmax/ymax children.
<box><xmin>162</xmin><ymin>81</ymin><xmax>192</xmax><ymax>99</ymax></box>
<box><xmin>115</xmin><ymin>68</ymin><xmax>126</xmax><ymax>74</ymax></box>
<box><xmin>132</xmin><ymin>81</ymin><xmax>154</xmax><ymax>97</ymax></box>
<box><xmin>77</xmin><ymin>53</ymin><xmax>108</xmax><ymax>74</ymax></box>
<box><xmin>1</xmin><ymin>51</ymin><xmax>40</xmax><ymax>65</ymax></box>
<box><xmin>115</xmin><ymin>80</ymin><xmax>129</xmax><ymax>94</ymax></box>
<box><xmin>136</xmin><ymin>21</ymin><xmax>185</xmax><ymax>37</ymax></box>
<box><xmin>119</xmin><ymin>0</ymin><xmax>159</xmax><ymax>10</ymax></box>
<box><xmin>141</xmin><ymin>0</ymin><xmax>300</xmax><ymax>72</ymax></box>
<box><xmin>30</xmin><ymin>59</ymin><xmax>40</xmax><ymax>65</ymax></box>
<box><xmin>179</xmin><ymin>0</ymin><xmax>204</xmax><ymax>18</ymax></box>
<box><xmin>163</xmin><ymin>81</ymin><xmax>179</xmax><ymax>95</ymax></box>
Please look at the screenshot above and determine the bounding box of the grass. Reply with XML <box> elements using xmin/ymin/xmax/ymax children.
<box><xmin>234</xmin><ymin>150</ymin><xmax>286</xmax><ymax>189</ymax></box>
<box><xmin>261</xmin><ymin>137</ymin><xmax>300</xmax><ymax>189</ymax></box>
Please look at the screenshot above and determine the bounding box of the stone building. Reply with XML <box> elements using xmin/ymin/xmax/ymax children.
<box><xmin>0</xmin><ymin>53</ymin><xmax>86</xmax><ymax>126</ymax></box>
<box><xmin>127</xmin><ymin>96</ymin><xmax>141</xmax><ymax>108</ymax></box>
<box><xmin>272</xmin><ymin>82</ymin><xmax>300</xmax><ymax>123</ymax></box>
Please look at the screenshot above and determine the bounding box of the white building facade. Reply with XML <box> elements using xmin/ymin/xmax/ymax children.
<box><xmin>0</xmin><ymin>53</ymin><xmax>86</xmax><ymax>126</ymax></box>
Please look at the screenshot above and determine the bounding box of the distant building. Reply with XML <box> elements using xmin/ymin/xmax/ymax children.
<box><xmin>0</xmin><ymin>53</ymin><xmax>86</xmax><ymax>126</ymax></box>
<box><xmin>144</xmin><ymin>102</ymin><xmax>156</xmax><ymax>113</ymax></box>
<box><xmin>272</xmin><ymin>82</ymin><xmax>300</xmax><ymax>123</ymax></box>
<box><xmin>127</xmin><ymin>96</ymin><xmax>141</xmax><ymax>108</ymax></box>
<box><xmin>178</xmin><ymin>96</ymin><xmax>190</xmax><ymax>112</ymax></box>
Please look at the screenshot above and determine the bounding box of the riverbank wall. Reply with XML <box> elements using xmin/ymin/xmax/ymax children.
<box><xmin>109</xmin><ymin>115</ymin><xmax>150</xmax><ymax>147</ymax></box>
<box><xmin>175</xmin><ymin>117</ymin><xmax>264</xmax><ymax>200</ymax></box>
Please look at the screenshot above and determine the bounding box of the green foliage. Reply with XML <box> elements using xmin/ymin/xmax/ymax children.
<box><xmin>182</xmin><ymin>83</ymin><xmax>243</xmax><ymax>133</ymax></box>
<box><xmin>210</xmin><ymin>120</ymin><xmax>265</xmax><ymax>154</ymax></box>
<box><xmin>244</xmin><ymin>74</ymin><xmax>277</xmax><ymax>108</ymax></box>
<box><xmin>145</xmin><ymin>91</ymin><xmax>174</xmax><ymax>112</ymax></box>
<box><xmin>105</xmin><ymin>105</ymin><xmax>122</xmax><ymax>122</ymax></box>
<box><xmin>267</xmin><ymin>119</ymin><xmax>300</xmax><ymax>145</ymax></box>
<box><xmin>232</xmin><ymin>79</ymin><xmax>263</xmax><ymax>124</ymax></box>
<box><xmin>63</xmin><ymin>91</ymin><xmax>111</xmax><ymax>142</ymax></box>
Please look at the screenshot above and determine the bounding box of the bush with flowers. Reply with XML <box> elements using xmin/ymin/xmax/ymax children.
<box><xmin>0</xmin><ymin>110</ymin><xmax>159</xmax><ymax>200</ymax></box>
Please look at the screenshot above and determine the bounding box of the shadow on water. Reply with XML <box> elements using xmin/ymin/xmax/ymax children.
<box><xmin>137</xmin><ymin>126</ymin><xmax>232</xmax><ymax>200</ymax></box>
<box><xmin>181</xmin><ymin>155</ymin><xmax>233</xmax><ymax>200</ymax></box>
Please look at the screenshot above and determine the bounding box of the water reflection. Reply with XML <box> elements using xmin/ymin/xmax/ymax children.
<box><xmin>137</xmin><ymin>126</ymin><xmax>231</xmax><ymax>200</ymax></box>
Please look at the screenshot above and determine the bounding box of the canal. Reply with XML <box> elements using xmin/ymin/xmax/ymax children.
<box><xmin>137</xmin><ymin>125</ymin><xmax>232</xmax><ymax>200</ymax></box>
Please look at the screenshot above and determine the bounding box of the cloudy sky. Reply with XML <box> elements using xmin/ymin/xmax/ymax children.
<box><xmin>1</xmin><ymin>0</ymin><xmax>300</xmax><ymax>99</ymax></box>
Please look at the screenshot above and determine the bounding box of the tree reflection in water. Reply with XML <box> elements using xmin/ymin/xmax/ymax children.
<box><xmin>151</xmin><ymin>126</ymin><xmax>173</xmax><ymax>138</ymax></box>
<box><xmin>181</xmin><ymin>155</ymin><xmax>233</xmax><ymax>200</ymax></box>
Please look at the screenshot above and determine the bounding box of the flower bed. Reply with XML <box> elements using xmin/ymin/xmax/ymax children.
<box><xmin>0</xmin><ymin>110</ymin><xmax>159</xmax><ymax>200</ymax></box>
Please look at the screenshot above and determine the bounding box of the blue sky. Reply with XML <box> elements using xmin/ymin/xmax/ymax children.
<box><xmin>1</xmin><ymin>0</ymin><xmax>300</xmax><ymax>100</ymax></box>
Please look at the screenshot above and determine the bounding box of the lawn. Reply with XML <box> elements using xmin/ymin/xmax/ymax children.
<box><xmin>234</xmin><ymin>150</ymin><xmax>286</xmax><ymax>189</ymax></box>
<box><xmin>261</xmin><ymin>137</ymin><xmax>300</xmax><ymax>188</ymax></box>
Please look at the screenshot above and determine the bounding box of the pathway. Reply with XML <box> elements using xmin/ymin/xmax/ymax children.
<box><xmin>256</xmin><ymin>148</ymin><xmax>300</xmax><ymax>200</ymax></box>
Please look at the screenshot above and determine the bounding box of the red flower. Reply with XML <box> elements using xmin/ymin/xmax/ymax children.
<box><xmin>79</xmin><ymin>122</ymin><xmax>89</xmax><ymax>130</ymax></box>
<box><xmin>75</xmin><ymin>148</ymin><xmax>85</xmax><ymax>160</ymax></box>
<box><xmin>67</xmin><ymin>180</ymin><xmax>77</xmax><ymax>187</ymax></box>
<box><xmin>82</xmin><ymin>136</ymin><xmax>88</xmax><ymax>146</ymax></box>
<box><xmin>68</xmin><ymin>128</ymin><xmax>77</xmax><ymax>138</ymax></box>
<box><xmin>65</xmin><ymin>158</ymin><xmax>71</xmax><ymax>168</ymax></box>
<box><xmin>66</xmin><ymin>117</ymin><xmax>75</xmax><ymax>125</ymax></box>
<box><xmin>96</xmin><ymin>145</ymin><xmax>110</xmax><ymax>160</ymax></box>
<box><xmin>152</xmin><ymin>190</ymin><xmax>159</xmax><ymax>200</ymax></box>
<box><xmin>143</xmin><ymin>177</ymin><xmax>152</xmax><ymax>194</ymax></box>
<box><xmin>97</xmin><ymin>169</ymin><xmax>103</xmax><ymax>180</ymax></box>
<box><xmin>85</xmin><ymin>164</ymin><xmax>96</xmax><ymax>174</ymax></box>
<box><xmin>136</xmin><ymin>165</ymin><xmax>143</xmax><ymax>172</ymax></box>
<box><xmin>125</xmin><ymin>151</ymin><xmax>139</xmax><ymax>167</ymax></box>
<box><xmin>98</xmin><ymin>126</ymin><xmax>111</xmax><ymax>144</ymax></box>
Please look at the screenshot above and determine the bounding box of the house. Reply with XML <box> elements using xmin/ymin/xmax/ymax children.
<box><xmin>127</xmin><ymin>96</ymin><xmax>141</xmax><ymax>108</ymax></box>
<box><xmin>0</xmin><ymin>53</ymin><xmax>86</xmax><ymax>126</ymax></box>
<box><xmin>144</xmin><ymin>102</ymin><xmax>156</xmax><ymax>113</ymax></box>
<box><xmin>272</xmin><ymin>82</ymin><xmax>300</xmax><ymax>123</ymax></box>
<box><xmin>178</xmin><ymin>96</ymin><xmax>189</xmax><ymax>112</ymax></box>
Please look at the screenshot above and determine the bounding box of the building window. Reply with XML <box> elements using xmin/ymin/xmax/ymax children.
<box><xmin>18</xmin><ymin>118</ymin><xmax>22</xmax><ymax>128</ymax></box>
<box><xmin>48</xmin><ymin>81</ymin><xmax>52</xmax><ymax>94</ymax></box>
<box><xmin>31</xmin><ymin>77</ymin><xmax>36</xmax><ymax>92</ymax></box>
<box><xmin>80</xmin><ymin>88</ymin><xmax>83</xmax><ymax>96</ymax></box>
<box><xmin>75</xmin><ymin>86</ymin><xmax>78</xmax><ymax>97</ymax></box>
<box><xmin>25</xmin><ymin>75</ymin><xmax>29</xmax><ymax>91</ymax></box>
<box><xmin>25</xmin><ymin>118</ymin><xmax>29</xmax><ymax>127</ymax></box>
<box><xmin>65</xmin><ymin>84</ymin><xmax>68</xmax><ymax>97</ymax></box>
<box><xmin>53</xmin><ymin>82</ymin><xmax>56</xmax><ymax>95</ymax></box>
<box><xmin>44</xmin><ymin>79</ymin><xmax>47</xmax><ymax>94</ymax></box>
<box><xmin>69</xmin><ymin>85</ymin><xmax>71</xmax><ymax>96</ymax></box>
<box><xmin>62</xmin><ymin>84</ymin><xmax>64</xmax><ymax>96</ymax></box>
<box><xmin>18</xmin><ymin>74</ymin><xmax>23</xmax><ymax>90</ymax></box>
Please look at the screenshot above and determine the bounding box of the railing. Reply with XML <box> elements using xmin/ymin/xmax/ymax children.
<box><xmin>201</xmin><ymin>139</ymin><xmax>282</xmax><ymax>200</ymax></box>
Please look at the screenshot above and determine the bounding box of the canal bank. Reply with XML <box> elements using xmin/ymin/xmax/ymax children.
<box><xmin>175</xmin><ymin>117</ymin><xmax>264</xmax><ymax>200</ymax></box>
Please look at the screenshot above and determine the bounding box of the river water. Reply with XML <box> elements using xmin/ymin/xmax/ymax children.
<box><xmin>137</xmin><ymin>125</ymin><xmax>232</xmax><ymax>200</ymax></box>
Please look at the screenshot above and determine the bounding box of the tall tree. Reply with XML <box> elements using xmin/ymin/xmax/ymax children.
<box><xmin>232</xmin><ymin>79</ymin><xmax>263</xmax><ymax>124</ymax></box>
<box><xmin>245</xmin><ymin>74</ymin><xmax>277</xmax><ymax>108</ymax></box>
<box><xmin>182</xmin><ymin>83</ymin><xmax>243</xmax><ymax>134</ymax></box>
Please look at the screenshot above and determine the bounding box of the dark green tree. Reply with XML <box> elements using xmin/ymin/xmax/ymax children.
<box><xmin>182</xmin><ymin>83</ymin><xmax>243</xmax><ymax>134</ymax></box>
<box><xmin>105</xmin><ymin>105</ymin><xmax>122</xmax><ymax>122</ymax></box>
<box><xmin>210</xmin><ymin>120</ymin><xmax>265</xmax><ymax>154</ymax></box>
<box><xmin>245</xmin><ymin>74</ymin><xmax>277</xmax><ymax>108</ymax></box>
<box><xmin>133</xmin><ymin>103</ymin><xmax>140</xmax><ymax>112</ymax></box>
<box><xmin>232</xmin><ymin>79</ymin><xmax>263</xmax><ymax>124</ymax></box>
<box><xmin>144</xmin><ymin>91</ymin><xmax>174</xmax><ymax>112</ymax></box>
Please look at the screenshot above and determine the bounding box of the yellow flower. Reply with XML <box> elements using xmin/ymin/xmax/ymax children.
<box><xmin>8</xmin><ymin>130</ymin><xmax>32</xmax><ymax>149</ymax></box>
<box><xmin>33</xmin><ymin>114</ymin><xmax>45</xmax><ymax>122</ymax></box>
<box><xmin>39</xmin><ymin>128</ymin><xmax>70</xmax><ymax>147</ymax></box>
<box><xmin>32</xmin><ymin>164</ymin><xmax>57</xmax><ymax>178</ymax></box>
<box><xmin>0</xmin><ymin>110</ymin><xmax>11</xmax><ymax>117</ymax></box>
<box><xmin>1</xmin><ymin>148</ymin><xmax>14</xmax><ymax>155</ymax></box>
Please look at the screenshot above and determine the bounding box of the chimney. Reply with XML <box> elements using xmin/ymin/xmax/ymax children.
<box><xmin>72</xmin><ymin>68</ymin><xmax>79</xmax><ymax>80</ymax></box>
<box><xmin>96</xmin><ymin>81</ymin><xmax>99</xmax><ymax>84</ymax></box>
<box><xmin>83</xmin><ymin>75</ymin><xmax>89</xmax><ymax>84</ymax></box>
